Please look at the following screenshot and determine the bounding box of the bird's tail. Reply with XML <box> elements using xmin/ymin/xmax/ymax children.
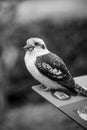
<box><xmin>75</xmin><ymin>83</ymin><xmax>87</xmax><ymax>97</ymax></box>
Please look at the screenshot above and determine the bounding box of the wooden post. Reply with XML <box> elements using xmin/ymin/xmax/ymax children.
<box><xmin>32</xmin><ymin>75</ymin><xmax>87</xmax><ymax>130</ymax></box>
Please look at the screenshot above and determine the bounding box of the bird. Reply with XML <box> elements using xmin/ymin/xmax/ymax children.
<box><xmin>24</xmin><ymin>37</ymin><xmax>87</xmax><ymax>96</ymax></box>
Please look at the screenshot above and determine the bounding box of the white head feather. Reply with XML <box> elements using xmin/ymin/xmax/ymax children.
<box><xmin>24</xmin><ymin>37</ymin><xmax>49</xmax><ymax>56</ymax></box>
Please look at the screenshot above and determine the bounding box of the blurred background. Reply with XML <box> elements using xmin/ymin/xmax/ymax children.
<box><xmin>0</xmin><ymin>0</ymin><xmax>87</xmax><ymax>130</ymax></box>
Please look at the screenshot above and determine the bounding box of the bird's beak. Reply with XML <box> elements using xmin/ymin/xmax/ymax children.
<box><xmin>23</xmin><ymin>44</ymin><xmax>34</xmax><ymax>51</ymax></box>
<box><xmin>23</xmin><ymin>44</ymin><xmax>28</xmax><ymax>51</ymax></box>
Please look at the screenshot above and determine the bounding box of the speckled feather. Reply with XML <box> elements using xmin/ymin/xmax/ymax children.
<box><xmin>35</xmin><ymin>52</ymin><xmax>77</xmax><ymax>94</ymax></box>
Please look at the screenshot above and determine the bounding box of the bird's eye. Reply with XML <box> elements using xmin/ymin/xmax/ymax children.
<box><xmin>34</xmin><ymin>42</ymin><xmax>39</xmax><ymax>46</ymax></box>
<box><xmin>41</xmin><ymin>44</ymin><xmax>45</xmax><ymax>49</ymax></box>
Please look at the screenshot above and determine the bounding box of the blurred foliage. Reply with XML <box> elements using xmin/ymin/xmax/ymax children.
<box><xmin>1</xmin><ymin>104</ymin><xmax>83</xmax><ymax>130</ymax></box>
<box><xmin>0</xmin><ymin>1</ymin><xmax>86</xmax><ymax>130</ymax></box>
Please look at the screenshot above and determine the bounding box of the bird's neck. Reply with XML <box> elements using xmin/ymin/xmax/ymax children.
<box><xmin>26</xmin><ymin>49</ymin><xmax>50</xmax><ymax>58</ymax></box>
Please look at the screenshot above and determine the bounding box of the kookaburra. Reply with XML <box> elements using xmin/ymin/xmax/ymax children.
<box><xmin>24</xmin><ymin>37</ymin><xmax>87</xmax><ymax>96</ymax></box>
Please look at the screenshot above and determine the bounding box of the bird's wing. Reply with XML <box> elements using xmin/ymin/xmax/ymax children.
<box><xmin>35</xmin><ymin>53</ymin><xmax>76</xmax><ymax>92</ymax></box>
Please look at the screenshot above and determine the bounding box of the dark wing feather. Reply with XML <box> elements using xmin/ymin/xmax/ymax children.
<box><xmin>35</xmin><ymin>53</ymin><xmax>77</xmax><ymax>93</ymax></box>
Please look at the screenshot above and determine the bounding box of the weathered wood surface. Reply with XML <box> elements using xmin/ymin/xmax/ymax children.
<box><xmin>32</xmin><ymin>75</ymin><xmax>87</xmax><ymax>130</ymax></box>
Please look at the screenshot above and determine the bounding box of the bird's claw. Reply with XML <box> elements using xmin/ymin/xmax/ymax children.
<box><xmin>39</xmin><ymin>85</ymin><xmax>50</xmax><ymax>92</ymax></box>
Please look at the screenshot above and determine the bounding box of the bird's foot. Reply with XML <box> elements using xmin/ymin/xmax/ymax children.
<box><xmin>39</xmin><ymin>85</ymin><xmax>50</xmax><ymax>92</ymax></box>
<box><xmin>50</xmin><ymin>88</ymin><xmax>72</xmax><ymax>96</ymax></box>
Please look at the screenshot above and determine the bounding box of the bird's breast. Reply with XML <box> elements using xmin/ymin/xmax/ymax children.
<box><xmin>24</xmin><ymin>52</ymin><xmax>43</xmax><ymax>80</ymax></box>
<box><xmin>24</xmin><ymin>52</ymin><xmax>64</xmax><ymax>89</ymax></box>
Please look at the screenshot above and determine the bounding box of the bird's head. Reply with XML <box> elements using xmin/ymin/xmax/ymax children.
<box><xmin>24</xmin><ymin>38</ymin><xmax>48</xmax><ymax>55</ymax></box>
